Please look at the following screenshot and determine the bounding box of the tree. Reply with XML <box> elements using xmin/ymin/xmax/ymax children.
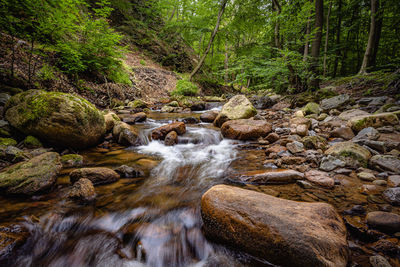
<box><xmin>359</xmin><ymin>0</ymin><xmax>379</xmax><ymax>74</ymax></box>
<box><xmin>189</xmin><ymin>0</ymin><xmax>228</xmax><ymax>81</ymax></box>
<box><xmin>310</xmin><ymin>0</ymin><xmax>324</xmax><ymax>89</ymax></box>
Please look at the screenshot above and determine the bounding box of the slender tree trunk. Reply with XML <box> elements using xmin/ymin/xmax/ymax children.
<box><xmin>359</xmin><ymin>0</ymin><xmax>378</xmax><ymax>74</ymax></box>
<box><xmin>333</xmin><ymin>0</ymin><xmax>342</xmax><ymax>77</ymax></box>
<box><xmin>11</xmin><ymin>34</ymin><xmax>15</xmax><ymax>78</ymax></box>
<box><xmin>272</xmin><ymin>0</ymin><xmax>282</xmax><ymax>49</ymax></box>
<box><xmin>224</xmin><ymin>43</ymin><xmax>229</xmax><ymax>83</ymax></box>
<box><xmin>323</xmin><ymin>0</ymin><xmax>332</xmax><ymax>77</ymax></box>
<box><xmin>190</xmin><ymin>0</ymin><xmax>228</xmax><ymax>80</ymax></box>
<box><xmin>28</xmin><ymin>38</ymin><xmax>35</xmax><ymax>87</ymax></box>
<box><xmin>310</xmin><ymin>0</ymin><xmax>324</xmax><ymax>89</ymax></box>
<box><xmin>303</xmin><ymin>17</ymin><xmax>311</xmax><ymax>61</ymax></box>
<box><xmin>370</xmin><ymin>0</ymin><xmax>385</xmax><ymax>67</ymax></box>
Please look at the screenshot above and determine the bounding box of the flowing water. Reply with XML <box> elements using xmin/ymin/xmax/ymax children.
<box><xmin>0</xmin><ymin>107</ymin><xmax>272</xmax><ymax>267</ymax></box>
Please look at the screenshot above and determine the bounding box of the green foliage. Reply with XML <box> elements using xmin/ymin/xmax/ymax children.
<box><xmin>140</xmin><ymin>59</ymin><xmax>146</xmax><ymax>66</ymax></box>
<box><xmin>36</xmin><ymin>64</ymin><xmax>56</xmax><ymax>81</ymax></box>
<box><xmin>171</xmin><ymin>80</ymin><xmax>199</xmax><ymax>96</ymax></box>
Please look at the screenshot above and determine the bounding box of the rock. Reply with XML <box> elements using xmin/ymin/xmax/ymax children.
<box><xmin>166</xmin><ymin>101</ymin><xmax>179</xmax><ymax>107</ymax></box>
<box><xmin>0</xmin><ymin>152</ymin><xmax>61</xmax><ymax>195</ymax></box>
<box><xmin>331</xmin><ymin>127</ymin><xmax>355</xmax><ymax>140</ymax></box>
<box><xmin>164</xmin><ymin>131</ymin><xmax>178</xmax><ymax>146</ymax></box>
<box><xmin>69</xmin><ymin>167</ymin><xmax>120</xmax><ymax>185</ymax></box>
<box><xmin>179</xmin><ymin>97</ymin><xmax>206</xmax><ymax>111</ymax></box>
<box><xmin>325</xmin><ymin>142</ymin><xmax>372</xmax><ymax>167</ymax></box>
<box><xmin>221</xmin><ymin>119</ymin><xmax>271</xmax><ymax>140</ymax></box>
<box><xmin>200</xmin><ymin>111</ymin><xmax>219</xmax><ymax>123</ymax></box>
<box><xmin>339</xmin><ymin>109</ymin><xmax>370</xmax><ymax>121</ymax></box>
<box><xmin>127</xmin><ymin>99</ymin><xmax>147</xmax><ymax>109</ymax></box>
<box><xmin>265</xmin><ymin>132</ymin><xmax>279</xmax><ymax>143</ymax></box>
<box><xmin>388</xmin><ymin>175</ymin><xmax>400</xmax><ymax>187</ymax></box>
<box><xmin>0</xmin><ymin>146</ymin><xmax>30</xmax><ymax>163</ymax></box>
<box><xmin>357</xmin><ymin>172</ymin><xmax>376</xmax><ymax>181</ymax></box>
<box><xmin>359</xmin><ymin>184</ymin><xmax>380</xmax><ymax>195</ymax></box>
<box><xmin>181</xmin><ymin>117</ymin><xmax>199</xmax><ymax>124</ymax></box>
<box><xmin>123</xmin><ymin>112</ymin><xmax>147</xmax><ymax>124</ymax></box>
<box><xmin>294</xmin><ymin>110</ymin><xmax>304</xmax><ymax>117</ymax></box>
<box><xmin>5</xmin><ymin>90</ymin><xmax>106</xmax><ymax>149</ymax></box>
<box><xmin>373</xmin><ymin>180</ymin><xmax>387</xmax><ymax>186</ymax></box>
<box><xmin>286</xmin><ymin>141</ymin><xmax>304</xmax><ymax>154</ymax></box>
<box><xmin>60</xmin><ymin>154</ymin><xmax>83</xmax><ymax>168</ymax></box>
<box><xmin>353</xmin><ymin>127</ymin><xmax>380</xmax><ymax>141</ymax></box>
<box><xmin>0</xmin><ymin>138</ymin><xmax>17</xmax><ymax>147</ymax></box>
<box><xmin>265</xmin><ymin>144</ymin><xmax>286</xmax><ymax>156</ymax></box>
<box><xmin>250</xmin><ymin>95</ymin><xmax>275</xmax><ymax>109</ymax></box>
<box><xmin>68</xmin><ymin>178</ymin><xmax>96</xmax><ymax>203</ymax></box>
<box><xmin>302</xmin><ymin>102</ymin><xmax>320</xmax><ymax>115</ymax></box>
<box><xmin>302</xmin><ymin>136</ymin><xmax>328</xmax><ymax>150</ymax></box>
<box><xmin>369</xmin><ymin>255</ymin><xmax>392</xmax><ymax>267</ymax></box>
<box><xmin>369</xmin><ymin>155</ymin><xmax>400</xmax><ymax>174</ymax></box>
<box><xmin>320</xmin><ymin>94</ymin><xmax>350</xmax><ymax>112</ymax></box>
<box><xmin>240</xmin><ymin>170</ymin><xmax>304</xmax><ymax>184</ymax></box>
<box><xmin>367</xmin><ymin>211</ymin><xmax>400</xmax><ymax>233</ymax></box>
<box><xmin>104</xmin><ymin>111</ymin><xmax>120</xmax><ymax>132</ymax></box>
<box><xmin>112</xmin><ymin>122</ymin><xmax>140</xmax><ymax>146</ymax></box>
<box><xmin>279</xmin><ymin>156</ymin><xmax>306</xmax><ymax>165</ymax></box>
<box><xmin>290</xmin><ymin>117</ymin><xmax>311</xmax><ymax>129</ymax></box>
<box><xmin>320</xmin><ymin>155</ymin><xmax>346</xmax><ymax>171</ymax></box>
<box><xmin>213</xmin><ymin>95</ymin><xmax>257</xmax><ymax>127</ymax></box>
<box><xmin>114</xmin><ymin>165</ymin><xmax>144</xmax><ymax>178</ymax></box>
<box><xmin>201</xmin><ymin>185</ymin><xmax>348</xmax><ymax>267</ymax></box>
<box><xmin>305</xmin><ymin>170</ymin><xmax>335</xmax><ymax>188</ymax></box>
<box><xmin>295</xmin><ymin>124</ymin><xmax>308</xmax><ymax>137</ymax></box>
<box><xmin>23</xmin><ymin>135</ymin><xmax>42</xmax><ymax>148</ymax></box>
<box><xmin>383</xmin><ymin>188</ymin><xmax>400</xmax><ymax>206</ymax></box>
<box><xmin>348</xmin><ymin>113</ymin><xmax>399</xmax><ymax>132</ymax></box>
<box><xmin>160</xmin><ymin>105</ymin><xmax>176</xmax><ymax>113</ymax></box>
<box><xmin>151</xmin><ymin>122</ymin><xmax>186</xmax><ymax>140</ymax></box>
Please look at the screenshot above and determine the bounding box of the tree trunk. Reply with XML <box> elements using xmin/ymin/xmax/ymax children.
<box><xmin>333</xmin><ymin>0</ymin><xmax>342</xmax><ymax>77</ymax></box>
<box><xmin>310</xmin><ymin>0</ymin><xmax>324</xmax><ymax>89</ymax></box>
<box><xmin>224</xmin><ymin>43</ymin><xmax>229</xmax><ymax>84</ymax></box>
<box><xmin>359</xmin><ymin>0</ymin><xmax>378</xmax><ymax>74</ymax></box>
<box><xmin>370</xmin><ymin>0</ymin><xmax>385</xmax><ymax>68</ymax></box>
<box><xmin>28</xmin><ymin>38</ymin><xmax>35</xmax><ymax>87</ymax></box>
<box><xmin>272</xmin><ymin>0</ymin><xmax>282</xmax><ymax>49</ymax></box>
<box><xmin>323</xmin><ymin>0</ymin><xmax>333</xmax><ymax>77</ymax></box>
<box><xmin>189</xmin><ymin>0</ymin><xmax>228</xmax><ymax>81</ymax></box>
<box><xmin>303</xmin><ymin>17</ymin><xmax>311</xmax><ymax>61</ymax></box>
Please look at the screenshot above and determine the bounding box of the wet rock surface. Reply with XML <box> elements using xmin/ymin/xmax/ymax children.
<box><xmin>221</xmin><ymin>119</ymin><xmax>271</xmax><ymax>140</ymax></box>
<box><xmin>69</xmin><ymin>167</ymin><xmax>120</xmax><ymax>185</ymax></box>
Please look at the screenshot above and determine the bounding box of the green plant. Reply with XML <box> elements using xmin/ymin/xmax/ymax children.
<box><xmin>140</xmin><ymin>59</ymin><xmax>146</xmax><ymax>66</ymax></box>
<box><xmin>171</xmin><ymin>80</ymin><xmax>199</xmax><ymax>96</ymax></box>
<box><xmin>36</xmin><ymin>64</ymin><xmax>56</xmax><ymax>81</ymax></box>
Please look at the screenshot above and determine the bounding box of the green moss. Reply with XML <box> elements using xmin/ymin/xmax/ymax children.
<box><xmin>60</xmin><ymin>154</ymin><xmax>83</xmax><ymax>167</ymax></box>
<box><xmin>0</xmin><ymin>128</ymin><xmax>11</xmax><ymax>137</ymax></box>
<box><xmin>0</xmin><ymin>138</ymin><xmax>17</xmax><ymax>146</ymax></box>
<box><xmin>171</xmin><ymin>80</ymin><xmax>199</xmax><ymax>96</ymax></box>
<box><xmin>128</xmin><ymin>99</ymin><xmax>147</xmax><ymax>108</ymax></box>
<box><xmin>24</xmin><ymin>136</ymin><xmax>43</xmax><ymax>148</ymax></box>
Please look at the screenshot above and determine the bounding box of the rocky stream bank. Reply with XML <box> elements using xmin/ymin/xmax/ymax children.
<box><xmin>0</xmin><ymin>89</ymin><xmax>400</xmax><ymax>266</ymax></box>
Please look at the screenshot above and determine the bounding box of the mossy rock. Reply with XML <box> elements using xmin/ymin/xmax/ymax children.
<box><xmin>302</xmin><ymin>102</ymin><xmax>320</xmax><ymax>115</ymax></box>
<box><xmin>0</xmin><ymin>152</ymin><xmax>61</xmax><ymax>195</ymax></box>
<box><xmin>61</xmin><ymin>154</ymin><xmax>84</xmax><ymax>168</ymax></box>
<box><xmin>302</xmin><ymin>136</ymin><xmax>328</xmax><ymax>150</ymax></box>
<box><xmin>166</xmin><ymin>101</ymin><xmax>179</xmax><ymax>107</ymax></box>
<box><xmin>128</xmin><ymin>99</ymin><xmax>147</xmax><ymax>109</ymax></box>
<box><xmin>0</xmin><ymin>128</ymin><xmax>11</xmax><ymax>138</ymax></box>
<box><xmin>23</xmin><ymin>136</ymin><xmax>42</xmax><ymax>148</ymax></box>
<box><xmin>214</xmin><ymin>95</ymin><xmax>257</xmax><ymax>127</ymax></box>
<box><xmin>0</xmin><ymin>138</ymin><xmax>17</xmax><ymax>146</ymax></box>
<box><xmin>325</xmin><ymin>142</ymin><xmax>371</xmax><ymax>168</ymax></box>
<box><xmin>348</xmin><ymin>112</ymin><xmax>399</xmax><ymax>132</ymax></box>
<box><xmin>4</xmin><ymin>90</ymin><xmax>106</xmax><ymax>149</ymax></box>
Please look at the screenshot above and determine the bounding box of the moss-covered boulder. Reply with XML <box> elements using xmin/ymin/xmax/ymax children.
<box><xmin>0</xmin><ymin>152</ymin><xmax>61</xmax><ymax>195</ymax></box>
<box><xmin>347</xmin><ymin>112</ymin><xmax>399</xmax><ymax>132</ymax></box>
<box><xmin>60</xmin><ymin>154</ymin><xmax>84</xmax><ymax>168</ymax></box>
<box><xmin>302</xmin><ymin>136</ymin><xmax>328</xmax><ymax>150</ymax></box>
<box><xmin>103</xmin><ymin>111</ymin><xmax>120</xmax><ymax>132</ymax></box>
<box><xmin>128</xmin><ymin>99</ymin><xmax>147</xmax><ymax>109</ymax></box>
<box><xmin>214</xmin><ymin>95</ymin><xmax>257</xmax><ymax>127</ymax></box>
<box><xmin>4</xmin><ymin>90</ymin><xmax>106</xmax><ymax>149</ymax></box>
<box><xmin>0</xmin><ymin>138</ymin><xmax>17</xmax><ymax>147</ymax></box>
<box><xmin>325</xmin><ymin>141</ymin><xmax>371</xmax><ymax>167</ymax></box>
<box><xmin>23</xmin><ymin>136</ymin><xmax>42</xmax><ymax>148</ymax></box>
<box><xmin>302</xmin><ymin>102</ymin><xmax>320</xmax><ymax>115</ymax></box>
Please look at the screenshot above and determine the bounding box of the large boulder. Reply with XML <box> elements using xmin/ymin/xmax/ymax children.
<box><xmin>213</xmin><ymin>95</ymin><xmax>257</xmax><ymax>127</ymax></box>
<box><xmin>325</xmin><ymin>142</ymin><xmax>371</xmax><ymax>167</ymax></box>
<box><xmin>69</xmin><ymin>167</ymin><xmax>120</xmax><ymax>185</ymax></box>
<box><xmin>5</xmin><ymin>90</ymin><xmax>106</xmax><ymax>149</ymax></box>
<box><xmin>221</xmin><ymin>119</ymin><xmax>271</xmax><ymax>140</ymax></box>
<box><xmin>348</xmin><ymin>112</ymin><xmax>399</xmax><ymax>132</ymax></box>
<box><xmin>112</xmin><ymin>121</ymin><xmax>140</xmax><ymax>146</ymax></box>
<box><xmin>338</xmin><ymin>109</ymin><xmax>370</xmax><ymax>121</ymax></box>
<box><xmin>320</xmin><ymin>94</ymin><xmax>350</xmax><ymax>112</ymax></box>
<box><xmin>151</xmin><ymin>122</ymin><xmax>186</xmax><ymax>140</ymax></box>
<box><xmin>0</xmin><ymin>152</ymin><xmax>61</xmax><ymax>195</ymax></box>
<box><xmin>201</xmin><ymin>185</ymin><xmax>348</xmax><ymax>267</ymax></box>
